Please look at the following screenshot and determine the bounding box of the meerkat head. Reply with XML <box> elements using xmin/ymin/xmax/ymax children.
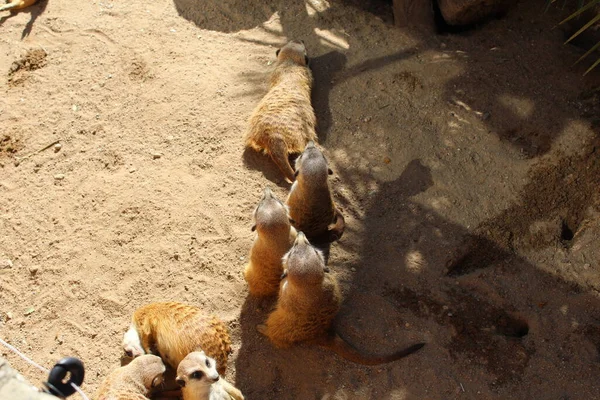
<box><xmin>275</xmin><ymin>39</ymin><xmax>309</xmax><ymax>66</ymax></box>
<box><xmin>251</xmin><ymin>186</ymin><xmax>294</xmax><ymax>233</ymax></box>
<box><xmin>127</xmin><ymin>354</ymin><xmax>166</xmax><ymax>391</ymax></box>
<box><xmin>176</xmin><ymin>351</ymin><xmax>220</xmax><ymax>392</ymax></box>
<box><xmin>282</xmin><ymin>231</ymin><xmax>329</xmax><ymax>286</ymax></box>
<box><xmin>122</xmin><ymin>324</ymin><xmax>145</xmax><ymax>359</ymax></box>
<box><xmin>293</xmin><ymin>141</ymin><xmax>333</xmax><ymax>183</ymax></box>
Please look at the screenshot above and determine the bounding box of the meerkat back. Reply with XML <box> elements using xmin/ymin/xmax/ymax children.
<box><xmin>122</xmin><ymin>302</ymin><xmax>231</xmax><ymax>375</ymax></box>
<box><xmin>244</xmin><ymin>186</ymin><xmax>297</xmax><ymax>297</ymax></box>
<box><xmin>244</xmin><ymin>40</ymin><xmax>318</xmax><ymax>182</ymax></box>
<box><xmin>286</xmin><ymin>141</ymin><xmax>345</xmax><ymax>242</ymax></box>
<box><xmin>94</xmin><ymin>355</ymin><xmax>165</xmax><ymax>400</ymax></box>
<box><xmin>259</xmin><ymin>231</ymin><xmax>341</xmax><ymax>348</ymax></box>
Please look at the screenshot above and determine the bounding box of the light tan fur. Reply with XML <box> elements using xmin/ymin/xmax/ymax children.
<box><xmin>258</xmin><ymin>232</ymin><xmax>425</xmax><ymax>365</ymax></box>
<box><xmin>176</xmin><ymin>351</ymin><xmax>244</xmax><ymax>400</ymax></box>
<box><xmin>286</xmin><ymin>141</ymin><xmax>345</xmax><ymax>243</ymax></box>
<box><xmin>122</xmin><ymin>302</ymin><xmax>231</xmax><ymax>376</ymax></box>
<box><xmin>94</xmin><ymin>354</ymin><xmax>165</xmax><ymax>400</ymax></box>
<box><xmin>244</xmin><ymin>40</ymin><xmax>317</xmax><ymax>183</ymax></box>
<box><xmin>244</xmin><ymin>186</ymin><xmax>297</xmax><ymax>297</ymax></box>
<box><xmin>0</xmin><ymin>0</ymin><xmax>37</xmax><ymax>12</ymax></box>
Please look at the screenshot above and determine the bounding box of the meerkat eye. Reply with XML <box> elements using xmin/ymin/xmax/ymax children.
<box><xmin>205</xmin><ymin>358</ymin><xmax>211</xmax><ymax>368</ymax></box>
<box><xmin>191</xmin><ymin>371</ymin><xmax>204</xmax><ymax>380</ymax></box>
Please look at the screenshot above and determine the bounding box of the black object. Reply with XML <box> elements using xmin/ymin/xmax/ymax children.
<box><xmin>43</xmin><ymin>357</ymin><xmax>85</xmax><ymax>398</ymax></box>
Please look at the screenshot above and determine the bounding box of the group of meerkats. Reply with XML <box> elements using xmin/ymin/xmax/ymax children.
<box><xmin>93</xmin><ymin>40</ymin><xmax>425</xmax><ymax>400</ymax></box>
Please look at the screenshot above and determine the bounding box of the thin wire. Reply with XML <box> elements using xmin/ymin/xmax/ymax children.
<box><xmin>0</xmin><ymin>337</ymin><xmax>90</xmax><ymax>400</ymax></box>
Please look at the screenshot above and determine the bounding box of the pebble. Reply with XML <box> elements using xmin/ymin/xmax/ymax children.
<box><xmin>54</xmin><ymin>143</ymin><xmax>62</xmax><ymax>152</ymax></box>
<box><xmin>29</xmin><ymin>266</ymin><xmax>39</xmax><ymax>275</ymax></box>
<box><xmin>24</xmin><ymin>307</ymin><xmax>35</xmax><ymax>316</ymax></box>
<box><xmin>54</xmin><ymin>174</ymin><xmax>65</xmax><ymax>180</ymax></box>
<box><xmin>5</xmin><ymin>312</ymin><xmax>12</xmax><ymax>320</ymax></box>
<box><xmin>0</xmin><ymin>259</ymin><xmax>13</xmax><ymax>269</ymax></box>
<box><xmin>152</xmin><ymin>152</ymin><xmax>162</xmax><ymax>160</ymax></box>
<box><xmin>129</xmin><ymin>167</ymin><xmax>136</xmax><ymax>173</ymax></box>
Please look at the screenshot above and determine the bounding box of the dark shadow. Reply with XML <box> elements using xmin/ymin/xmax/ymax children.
<box><xmin>0</xmin><ymin>0</ymin><xmax>48</xmax><ymax>38</ymax></box>
<box><xmin>242</xmin><ymin>147</ymin><xmax>293</xmax><ymax>189</ymax></box>
<box><xmin>310</xmin><ymin>51</ymin><xmax>348</xmax><ymax>142</ymax></box>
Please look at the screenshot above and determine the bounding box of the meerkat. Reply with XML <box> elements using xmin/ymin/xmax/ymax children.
<box><xmin>258</xmin><ymin>231</ymin><xmax>425</xmax><ymax>365</ymax></box>
<box><xmin>122</xmin><ymin>302</ymin><xmax>231</xmax><ymax>376</ymax></box>
<box><xmin>244</xmin><ymin>39</ymin><xmax>317</xmax><ymax>183</ymax></box>
<box><xmin>286</xmin><ymin>141</ymin><xmax>345</xmax><ymax>243</ymax></box>
<box><xmin>0</xmin><ymin>0</ymin><xmax>37</xmax><ymax>12</ymax></box>
<box><xmin>94</xmin><ymin>354</ymin><xmax>165</xmax><ymax>400</ymax></box>
<box><xmin>176</xmin><ymin>351</ymin><xmax>244</xmax><ymax>400</ymax></box>
<box><xmin>244</xmin><ymin>186</ymin><xmax>297</xmax><ymax>297</ymax></box>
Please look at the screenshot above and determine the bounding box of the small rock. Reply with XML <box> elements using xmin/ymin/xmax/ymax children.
<box><xmin>362</xmin><ymin>116</ymin><xmax>372</xmax><ymax>123</ymax></box>
<box><xmin>14</xmin><ymin>159</ymin><xmax>20</xmax><ymax>167</ymax></box>
<box><xmin>54</xmin><ymin>174</ymin><xmax>65</xmax><ymax>180</ymax></box>
<box><xmin>24</xmin><ymin>307</ymin><xmax>35</xmax><ymax>316</ymax></box>
<box><xmin>129</xmin><ymin>167</ymin><xmax>136</xmax><ymax>173</ymax></box>
<box><xmin>383</xmin><ymin>157</ymin><xmax>391</xmax><ymax>164</ymax></box>
<box><xmin>29</xmin><ymin>266</ymin><xmax>39</xmax><ymax>276</ymax></box>
<box><xmin>6</xmin><ymin>312</ymin><xmax>12</xmax><ymax>320</ymax></box>
<box><xmin>152</xmin><ymin>152</ymin><xmax>162</xmax><ymax>160</ymax></box>
<box><xmin>54</xmin><ymin>143</ymin><xmax>62</xmax><ymax>152</ymax></box>
<box><xmin>72</xmin><ymin>104</ymin><xmax>78</xmax><ymax>111</ymax></box>
<box><xmin>0</xmin><ymin>259</ymin><xmax>13</xmax><ymax>269</ymax></box>
<box><xmin>55</xmin><ymin>335</ymin><xmax>63</xmax><ymax>345</ymax></box>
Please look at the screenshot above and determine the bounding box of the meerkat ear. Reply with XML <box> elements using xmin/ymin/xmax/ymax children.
<box><xmin>276</xmin><ymin>49</ymin><xmax>280</xmax><ymax>57</ymax></box>
<box><xmin>176</xmin><ymin>377</ymin><xmax>186</xmax><ymax>388</ymax></box>
<box><xmin>328</xmin><ymin>168</ymin><xmax>333</xmax><ymax>175</ymax></box>
<box><xmin>251</xmin><ymin>224</ymin><xmax>256</xmax><ymax>232</ymax></box>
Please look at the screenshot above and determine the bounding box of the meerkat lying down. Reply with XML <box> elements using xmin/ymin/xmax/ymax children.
<box><xmin>244</xmin><ymin>40</ymin><xmax>317</xmax><ymax>183</ymax></box>
<box><xmin>94</xmin><ymin>354</ymin><xmax>165</xmax><ymax>400</ymax></box>
<box><xmin>122</xmin><ymin>302</ymin><xmax>232</xmax><ymax>376</ymax></box>
<box><xmin>176</xmin><ymin>351</ymin><xmax>244</xmax><ymax>400</ymax></box>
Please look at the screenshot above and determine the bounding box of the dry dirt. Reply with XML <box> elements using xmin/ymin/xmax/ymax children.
<box><xmin>1</xmin><ymin>0</ymin><xmax>600</xmax><ymax>399</ymax></box>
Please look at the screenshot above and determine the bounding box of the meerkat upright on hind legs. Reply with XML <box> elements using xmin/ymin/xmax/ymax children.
<box><xmin>176</xmin><ymin>351</ymin><xmax>244</xmax><ymax>400</ymax></box>
<box><xmin>244</xmin><ymin>186</ymin><xmax>297</xmax><ymax>297</ymax></box>
<box><xmin>258</xmin><ymin>231</ymin><xmax>425</xmax><ymax>365</ymax></box>
<box><xmin>122</xmin><ymin>302</ymin><xmax>231</xmax><ymax>376</ymax></box>
<box><xmin>244</xmin><ymin>40</ymin><xmax>317</xmax><ymax>183</ymax></box>
<box><xmin>286</xmin><ymin>141</ymin><xmax>345</xmax><ymax>243</ymax></box>
<box><xmin>94</xmin><ymin>354</ymin><xmax>165</xmax><ymax>400</ymax></box>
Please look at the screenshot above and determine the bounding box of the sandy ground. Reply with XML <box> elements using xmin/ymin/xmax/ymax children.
<box><xmin>1</xmin><ymin>0</ymin><xmax>600</xmax><ymax>399</ymax></box>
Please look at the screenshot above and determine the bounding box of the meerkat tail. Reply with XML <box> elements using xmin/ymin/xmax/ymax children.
<box><xmin>318</xmin><ymin>334</ymin><xmax>425</xmax><ymax>365</ymax></box>
<box><xmin>268</xmin><ymin>136</ymin><xmax>296</xmax><ymax>183</ymax></box>
<box><xmin>327</xmin><ymin>208</ymin><xmax>346</xmax><ymax>241</ymax></box>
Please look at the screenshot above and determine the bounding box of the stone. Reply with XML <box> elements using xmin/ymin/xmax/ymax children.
<box><xmin>437</xmin><ymin>0</ymin><xmax>515</xmax><ymax>26</ymax></box>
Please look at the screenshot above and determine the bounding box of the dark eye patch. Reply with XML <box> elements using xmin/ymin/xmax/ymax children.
<box><xmin>191</xmin><ymin>371</ymin><xmax>204</xmax><ymax>380</ymax></box>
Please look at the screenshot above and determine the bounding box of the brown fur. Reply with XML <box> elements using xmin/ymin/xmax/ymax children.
<box><xmin>258</xmin><ymin>232</ymin><xmax>425</xmax><ymax>365</ymax></box>
<box><xmin>0</xmin><ymin>0</ymin><xmax>37</xmax><ymax>12</ymax></box>
<box><xmin>94</xmin><ymin>355</ymin><xmax>165</xmax><ymax>400</ymax></box>
<box><xmin>176</xmin><ymin>351</ymin><xmax>244</xmax><ymax>400</ymax></box>
<box><xmin>123</xmin><ymin>302</ymin><xmax>231</xmax><ymax>376</ymax></box>
<box><xmin>286</xmin><ymin>141</ymin><xmax>345</xmax><ymax>243</ymax></box>
<box><xmin>244</xmin><ymin>40</ymin><xmax>317</xmax><ymax>183</ymax></box>
<box><xmin>244</xmin><ymin>186</ymin><xmax>297</xmax><ymax>297</ymax></box>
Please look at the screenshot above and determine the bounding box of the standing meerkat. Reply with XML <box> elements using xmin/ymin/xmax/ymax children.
<box><xmin>0</xmin><ymin>0</ymin><xmax>37</xmax><ymax>12</ymax></box>
<box><xmin>244</xmin><ymin>186</ymin><xmax>297</xmax><ymax>297</ymax></box>
<box><xmin>94</xmin><ymin>354</ymin><xmax>165</xmax><ymax>400</ymax></box>
<box><xmin>258</xmin><ymin>232</ymin><xmax>425</xmax><ymax>365</ymax></box>
<box><xmin>176</xmin><ymin>351</ymin><xmax>244</xmax><ymax>400</ymax></box>
<box><xmin>286</xmin><ymin>141</ymin><xmax>345</xmax><ymax>243</ymax></box>
<box><xmin>122</xmin><ymin>302</ymin><xmax>231</xmax><ymax>376</ymax></box>
<box><xmin>244</xmin><ymin>39</ymin><xmax>317</xmax><ymax>183</ymax></box>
